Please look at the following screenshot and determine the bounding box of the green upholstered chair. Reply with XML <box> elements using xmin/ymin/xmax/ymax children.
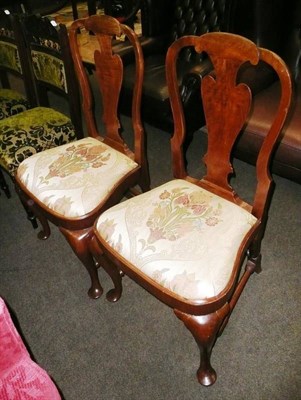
<box><xmin>0</xmin><ymin>10</ymin><xmax>37</xmax><ymax>199</ymax></box>
<box><xmin>0</xmin><ymin>14</ymin><xmax>83</xmax><ymax>224</ymax></box>
<box><xmin>0</xmin><ymin>10</ymin><xmax>36</xmax><ymax>121</ymax></box>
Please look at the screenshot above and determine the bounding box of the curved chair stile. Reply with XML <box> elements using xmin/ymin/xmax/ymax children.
<box><xmin>90</xmin><ymin>32</ymin><xmax>292</xmax><ymax>386</ymax></box>
<box><xmin>15</xmin><ymin>14</ymin><xmax>150</xmax><ymax>299</ymax></box>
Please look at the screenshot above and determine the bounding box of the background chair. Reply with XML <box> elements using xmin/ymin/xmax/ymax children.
<box><xmin>0</xmin><ymin>10</ymin><xmax>36</xmax><ymax>200</ymax></box>
<box><xmin>0</xmin><ymin>10</ymin><xmax>36</xmax><ymax>121</ymax></box>
<box><xmin>91</xmin><ymin>32</ymin><xmax>292</xmax><ymax>385</ymax></box>
<box><xmin>0</xmin><ymin>297</ymin><xmax>61</xmax><ymax>399</ymax></box>
<box><xmin>0</xmin><ymin>14</ymin><xmax>83</xmax><ymax>225</ymax></box>
<box><xmin>16</xmin><ymin>15</ymin><xmax>150</xmax><ymax>299</ymax></box>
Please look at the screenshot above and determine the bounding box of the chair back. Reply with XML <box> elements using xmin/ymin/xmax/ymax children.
<box><xmin>17</xmin><ymin>14</ymin><xmax>83</xmax><ymax>138</ymax></box>
<box><xmin>166</xmin><ymin>32</ymin><xmax>292</xmax><ymax>221</ymax></box>
<box><xmin>69</xmin><ymin>15</ymin><xmax>146</xmax><ymax>164</ymax></box>
<box><xmin>0</xmin><ymin>10</ymin><xmax>36</xmax><ymax>106</ymax></box>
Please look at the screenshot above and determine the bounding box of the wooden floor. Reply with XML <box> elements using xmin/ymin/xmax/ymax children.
<box><xmin>47</xmin><ymin>2</ymin><xmax>100</xmax><ymax>28</ymax></box>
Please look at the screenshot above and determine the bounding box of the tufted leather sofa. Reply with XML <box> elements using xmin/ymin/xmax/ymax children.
<box><xmin>120</xmin><ymin>0</ymin><xmax>301</xmax><ymax>183</ymax></box>
<box><xmin>232</xmin><ymin>0</ymin><xmax>301</xmax><ymax>183</ymax></box>
<box><xmin>120</xmin><ymin>0</ymin><xmax>230</xmax><ymax>134</ymax></box>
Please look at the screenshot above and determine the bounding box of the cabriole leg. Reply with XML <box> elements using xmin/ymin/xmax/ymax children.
<box><xmin>0</xmin><ymin>169</ymin><xmax>11</xmax><ymax>198</ymax></box>
<box><xmin>60</xmin><ymin>227</ymin><xmax>103</xmax><ymax>299</ymax></box>
<box><xmin>89</xmin><ymin>235</ymin><xmax>123</xmax><ymax>302</ymax></box>
<box><xmin>175</xmin><ymin>304</ymin><xmax>229</xmax><ymax>386</ymax></box>
<box><xmin>15</xmin><ymin>184</ymin><xmax>49</xmax><ymax>234</ymax></box>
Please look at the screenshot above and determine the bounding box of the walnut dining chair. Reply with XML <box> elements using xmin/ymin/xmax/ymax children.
<box><xmin>16</xmin><ymin>15</ymin><xmax>150</xmax><ymax>299</ymax></box>
<box><xmin>90</xmin><ymin>32</ymin><xmax>292</xmax><ymax>385</ymax></box>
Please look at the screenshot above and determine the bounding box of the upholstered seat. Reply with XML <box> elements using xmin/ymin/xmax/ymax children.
<box><xmin>96</xmin><ymin>179</ymin><xmax>257</xmax><ymax>300</ymax></box>
<box><xmin>89</xmin><ymin>32</ymin><xmax>292</xmax><ymax>386</ymax></box>
<box><xmin>0</xmin><ymin>107</ymin><xmax>75</xmax><ymax>176</ymax></box>
<box><xmin>16</xmin><ymin>15</ymin><xmax>149</xmax><ymax>299</ymax></box>
<box><xmin>17</xmin><ymin>137</ymin><xmax>139</xmax><ymax>218</ymax></box>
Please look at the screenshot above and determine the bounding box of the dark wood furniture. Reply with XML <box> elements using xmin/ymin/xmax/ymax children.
<box><xmin>115</xmin><ymin>0</ymin><xmax>301</xmax><ymax>183</ymax></box>
<box><xmin>0</xmin><ymin>14</ymin><xmax>83</xmax><ymax>226</ymax></box>
<box><xmin>233</xmin><ymin>0</ymin><xmax>301</xmax><ymax>183</ymax></box>
<box><xmin>120</xmin><ymin>0</ymin><xmax>231</xmax><ymax>135</ymax></box>
<box><xmin>90</xmin><ymin>32</ymin><xmax>292</xmax><ymax>386</ymax></box>
<box><xmin>0</xmin><ymin>9</ymin><xmax>36</xmax><ymax>199</ymax></box>
<box><xmin>70</xmin><ymin>0</ymin><xmax>97</xmax><ymax>20</ymax></box>
<box><xmin>16</xmin><ymin>15</ymin><xmax>150</xmax><ymax>299</ymax></box>
<box><xmin>0</xmin><ymin>10</ymin><xmax>36</xmax><ymax>110</ymax></box>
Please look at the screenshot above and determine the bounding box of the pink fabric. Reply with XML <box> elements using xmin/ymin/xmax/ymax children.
<box><xmin>0</xmin><ymin>297</ymin><xmax>61</xmax><ymax>400</ymax></box>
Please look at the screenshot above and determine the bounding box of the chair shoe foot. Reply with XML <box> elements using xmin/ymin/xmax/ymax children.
<box><xmin>106</xmin><ymin>288</ymin><xmax>122</xmax><ymax>302</ymax></box>
<box><xmin>197</xmin><ymin>365</ymin><xmax>217</xmax><ymax>386</ymax></box>
<box><xmin>88</xmin><ymin>286</ymin><xmax>103</xmax><ymax>299</ymax></box>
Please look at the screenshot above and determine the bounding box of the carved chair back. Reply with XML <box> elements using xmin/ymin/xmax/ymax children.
<box><xmin>90</xmin><ymin>32</ymin><xmax>292</xmax><ymax>386</ymax></box>
<box><xmin>0</xmin><ymin>10</ymin><xmax>36</xmax><ymax>107</ymax></box>
<box><xmin>17</xmin><ymin>14</ymin><xmax>83</xmax><ymax>138</ymax></box>
<box><xmin>167</xmin><ymin>32</ymin><xmax>292</xmax><ymax>222</ymax></box>
<box><xmin>69</xmin><ymin>14</ymin><xmax>147</xmax><ymax>166</ymax></box>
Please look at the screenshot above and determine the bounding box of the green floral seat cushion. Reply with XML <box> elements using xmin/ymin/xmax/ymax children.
<box><xmin>95</xmin><ymin>179</ymin><xmax>258</xmax><ymax>301</ymax></box>
<box><xmin>0</xmin><ymin>89</ymin><xmax>31</xmax><ymax>120</ymax></box>
<box><xmin>0</xmin><ymin>106</ymin><xmax>76</xmax><ymax>176</ymax></box>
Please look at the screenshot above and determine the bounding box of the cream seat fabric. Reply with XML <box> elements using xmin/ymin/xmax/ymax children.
<box><xmin>17</xmin><ymin>137</ymin><xmax>139</xmax><ymax>218</ymax></box>
<box><xmin>95</xmin><ymin>179</ymin><xmax>257</xmax><ymax>301</ymax></box>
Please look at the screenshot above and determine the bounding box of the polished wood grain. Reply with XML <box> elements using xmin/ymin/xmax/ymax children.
<box><xmin>91</xmin><ymin>32</ymin><xmax>292</xmax><ymax>385</ymax></box>
<box><xmin>16</xmin><ymin>14</ymin><xmax>150</xmax><ymax>299</ymax></box>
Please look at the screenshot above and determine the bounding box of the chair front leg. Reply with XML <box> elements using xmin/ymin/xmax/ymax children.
<box><xmin>89</xmin><ymin>235</ymin><xmax>123</xmax><ymax>302</ymax></box>
<box><xmin>175</xmin><ymin>303</ymin><xmax>229</xmax><ymax>386</ymax></box>
<box><xmin>0</xmin><ymin>169</ymin><xmax>11</xmax><ymax>198</ymax></box>
<box><xmin>15</xmin><ymin>184</ymin><xmax>48</xmax><ymax>234</ymax></box>
<box><xmin>60</xmin><ymin>227</ymin><xmax>103</xmax><ymax>299</ymax></box>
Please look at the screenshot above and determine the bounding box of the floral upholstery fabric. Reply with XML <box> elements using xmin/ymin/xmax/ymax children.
<box><xmin>0</xmin><ymin>88</ymin><xmax>30</xmax><ymax>120</ymax></box>
<box><xmin>0</xmin><ymin>107</ymin><xmax>76</xmax><ymax>176</ymax></box>
<box><xmin>96</xmin><ymin>179</ymin><xmax>258</xmax><ymax>301</ymax></box>
<box><xmin>0</xmin><ymin>297</ymin><xmax>61</xmax><ymax>399</ymax></box>
<box><xmin>31</xmin><ymin>51</ymin><xmax>67</xmax><ymax>92</ymax></box>
<box><xmin>17</xmin><ymin>137</ymin><xmax>138</xmax><ymax>218</ymax></box>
